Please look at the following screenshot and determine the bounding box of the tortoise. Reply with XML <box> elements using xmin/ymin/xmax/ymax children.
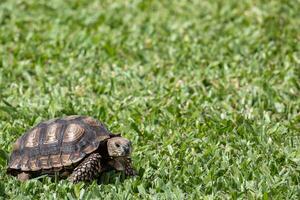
<box><xmin>7</xmin><ymin>115</ymin><xmax>136</xmax><ymax>183</ymax></box>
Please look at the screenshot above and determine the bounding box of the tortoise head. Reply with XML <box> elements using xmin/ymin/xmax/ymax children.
<box><xmin>107</xmin><ymin>137</ymin><xmax>132</xmax><ymax>157</ymax></box>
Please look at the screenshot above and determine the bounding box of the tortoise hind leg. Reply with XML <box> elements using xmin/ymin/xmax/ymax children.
<box><xmin>68</xmin><ymin>153</ymin><xmax>102</xmax><ymax>183</ymax></box>
<box><xmin>17</xmin><ymin>172</ymin><xmax>30</xmax><ymax>182</ymax></box>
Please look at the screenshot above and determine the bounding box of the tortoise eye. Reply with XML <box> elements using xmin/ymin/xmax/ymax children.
<box><xmin>115</xmin><ymin>143</ymin><xmax>120</xmax><ymax>148</ymax></box>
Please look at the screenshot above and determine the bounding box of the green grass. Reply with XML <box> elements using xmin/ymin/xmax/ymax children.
<box><xmin>0</xmin><ymin>0</ymin><xmax>299</xmax><ymax>199</ymax></box>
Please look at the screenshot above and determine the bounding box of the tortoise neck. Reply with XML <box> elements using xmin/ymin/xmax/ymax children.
<box><xmin>98</xmin><ymin>140</ymin><xmax>110</xmax><ymax>158</ymax></box>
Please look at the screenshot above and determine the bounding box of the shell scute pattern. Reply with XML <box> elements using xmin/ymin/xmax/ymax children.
<box><xmin>63</xmin><ymin>124</ymin><xmax>85</xmax><ymax>143</ymax></box>
<box><xmin>24</xmin><ymin>128</ymin><xmax>40</xmax><ymax>148</ymax></box>
<box><xmin>39</xmin><ymin>156</ymin><xmax>51</xmax><ymax>169</ymax></box>
<box><xmin>43</xmin><ymin>123</ymin><xmax>60</xmax><ymax>145</ymax></box>
<box><xmin>29</xmin><ymin>159</ymin><xmax>39</xmax><ymax>171</ymax></box>
<box><xmin>82</xmin><ymin>117</ymin><xmax>101</xmax><ymax>126</ymax></box>
<box><xmin>7</xmin><ymin>116</ymin><xmax>113</xmax><ymax>175</ymax></box>
<box><xmin>50</xmin><ymin>154</ymin><xmax>62</xmax><ymax>168</ymax></box>
<box><xmin>10</xmin><ymin>155</ymin><xmax>21</xmax><ymax>169</ymax></box>
<box><xmin>12</xmin><ymin>138</ymin><xmax>22</xmax><ymax>151</ymax></box>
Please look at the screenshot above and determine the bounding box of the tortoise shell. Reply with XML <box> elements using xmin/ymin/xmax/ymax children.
<box><xmin>7</xmin><ymin>115</ymin><xmax>117</xmax><ymax>175</ymax></box>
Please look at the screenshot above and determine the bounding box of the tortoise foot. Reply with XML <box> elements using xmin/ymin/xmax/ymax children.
<box><xmin>17</xmin><ymin>172</ymin><xmax>30</xmax><ymax>182</ymax></box>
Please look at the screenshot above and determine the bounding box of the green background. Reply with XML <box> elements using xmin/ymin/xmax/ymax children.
<box><xmin>0</xmin><ymin>0</ymin><xmax>299</xmax><ymax>199</ymax></box>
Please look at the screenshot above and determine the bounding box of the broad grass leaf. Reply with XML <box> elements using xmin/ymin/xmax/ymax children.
<box><xmin>0</xmin><ymin>149</ymin><xmax>8</xmax><ymax>167</ymax></box>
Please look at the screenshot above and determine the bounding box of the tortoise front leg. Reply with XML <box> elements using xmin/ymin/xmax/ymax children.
<box><xmin>68</xmin><ymin>153</ymin><xmax>102</xmax><ymax>183</ymax></box>
<box><xmin>124</xmin><ymin>157</ymin><xmax>137</xmax><ymax>176</ymax></box>
<box><xmin>110</xmin><ymin>157</ymin><xmax>136</xmax><ymax>176</ymax></box>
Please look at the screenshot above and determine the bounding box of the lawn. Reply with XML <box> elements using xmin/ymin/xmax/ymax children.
<box><xmin>0</xmin><ymin>0</ymin><xmax>299</xmax><ymax>199</ymax></box>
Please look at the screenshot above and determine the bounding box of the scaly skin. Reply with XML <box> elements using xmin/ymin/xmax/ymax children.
<box><xmin>123</xmin><ymin>157</ymin><xmax>137</xmax><ymax>176</ymax></box>
<box><xmin>17</xmin><ymin>172</ymin><xmax>30</xmax><ymax>182</ymax></box>
<box><xmin>108</xmin><ymin>157</ymin><xmax>136</xmax><ymax>176</ymax></box>
<box><xmin>68</xmin><ymin>153</ymin><xmax>102</xmax><ymax>183</ymax></box>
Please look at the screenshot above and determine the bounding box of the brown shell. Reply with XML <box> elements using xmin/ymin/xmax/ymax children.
<box><xmin>7</xmin><ymin>115</ymin><xmax>116</xmax><ymax>174</ymax></box>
